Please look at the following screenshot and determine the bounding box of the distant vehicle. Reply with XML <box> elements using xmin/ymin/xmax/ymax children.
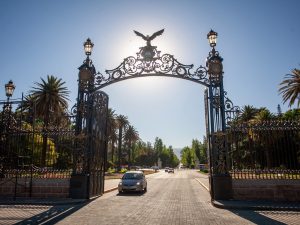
<box><xmin>118</xmin><ymin>171</ymin><xmax>147</xmax><ymax>193</ymax></box>
<box><xmin>151</xmin><ymin>166</ymin><xmax>159</xmax><ymax>171</ymax></box>
<box><xmin>130</xmin><ymin>166</ymin><xmax>141</xmax><ymax>170</ymax></box>
<box><xmin>168</xmin><ymin>168</ymin><xmax>174</xmax><ymax>173</ymax></box>
<box><xmin>165</xmin><ymin>167</ymin><xmax>169</xmax><ymax>172</ymax></box>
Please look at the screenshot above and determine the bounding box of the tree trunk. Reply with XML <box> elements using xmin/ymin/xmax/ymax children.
<box><xmin>41</xmin><ymin>114</ymin><xmax>49</xmax><ymax>167</ymax></box>
<box><xmin>128</xmin><ymin>140</ymin><xmax>132</xmax><ymax>169</ymax></box>
<box><xmin>118</xmin><ymin>127</ymin><xmax>122</xmax><ymax>172</ymax></box>
<box><xmin>111</xmin><ymin>140</ymin><xmax>115</xmax><ymax>163</ymax></box>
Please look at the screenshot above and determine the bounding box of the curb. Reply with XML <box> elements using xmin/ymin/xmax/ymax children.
<box><xmin>194</xmin><ymin>178</ymin><xmax>209</xmax><ymax>192</ymax></box>
<box><xmin>0</xmin><ymin>198</ymin><xmax>87</xmax><ymax>206</ymax></box>
<box><xmin>104</xmin><ymin>187</ymin><xmax>118</xmax><ymax>193</ymax></box>
<box><xmin>0</xmin><ymin>187</ymin><xmax>119</xmax><ymax>205</ymax></box>
<box><xmin>211</xmin><ymin>200</ymin><xmax>300</xmax><ymax>212</ymax></box>
<box><xmin>194</xmin><ymin>178</ymin><xmax>300</xmax><ymax>211</ymax></box>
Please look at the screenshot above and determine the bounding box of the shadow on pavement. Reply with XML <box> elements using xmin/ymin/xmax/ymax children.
<box><xmin>15</xmin><ymin>202</ymin><xmax>89</xmax><ymax>225</ymax></box>
<box><xmin>117</xmin><ymin>191</ymin><xmax>146</xmax><ymax>196</ymax></box>
<box><xmin>230</xmin><ymin>210</ymin><xmax>286</xmax><ymax>225</ymax></box>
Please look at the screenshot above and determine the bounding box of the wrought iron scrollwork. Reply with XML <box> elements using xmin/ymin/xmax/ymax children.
<box><xmin>224</xmin><ymin>91</ymin><xmax>240</xmax><ymax>126</ymax></box>
<box><xmin>211</xmin><ymin>132</ymin><xmax>228</xmax><ymax>175</ymax></box>
<box><xmin>94</xmin><ymin>46</ymin><xmax>210</xmax><ymax>90</ymax></box>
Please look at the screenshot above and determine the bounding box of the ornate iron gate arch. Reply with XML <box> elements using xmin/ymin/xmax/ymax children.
<box><xmin>71</xmin><ymin>30</ymin><xmax>240</xmax><ymax>200</ymax></box>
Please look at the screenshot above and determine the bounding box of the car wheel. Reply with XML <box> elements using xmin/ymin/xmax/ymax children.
<box><xmin>144</xmin><ymin>186</ymin><xmax>147</xmax><ymax>192</ymax></box>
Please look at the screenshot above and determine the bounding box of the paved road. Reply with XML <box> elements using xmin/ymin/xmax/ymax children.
<box><xmin>57</xmin><ymin>170</ymin><xmax>300</xmax><ymax>225</ymax></box>
<box><xmin>1</xmin><ymin>170</ymin><xmax>300</xmax><ymax>225</ymax></box>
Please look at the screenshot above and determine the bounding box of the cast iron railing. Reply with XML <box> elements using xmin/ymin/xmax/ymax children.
<box><xmin>227</xmin><ymin>120</ymin><xmax>300</xmax><ymax>179</ymax></box>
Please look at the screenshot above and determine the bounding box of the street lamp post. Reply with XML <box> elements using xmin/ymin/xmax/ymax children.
<box><xmin>71</xmin><ymin>38</ymin><xmax>96</xmax><ymax>199</ymax></box>
<box><xmin>1</xmin><ymin>80</ymin><xmax>15</xmax><ymax>188</ymax></box>
<box><xmin>206</xmin><ymin>30</ymin><xmax>232</xmax><ymax>200</ymax></box>
<box><xmin>4</xmin><ymin>80</ymin><xmax>15</xmax><ymax>111</ymax></box>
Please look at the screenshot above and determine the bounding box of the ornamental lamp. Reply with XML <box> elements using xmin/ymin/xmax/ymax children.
<box><xmin>5</xmin><ymin>80</ymin><xmax>15</xmax><ymax>98</ymax></box>
<box><xmin>207</xmin><ymin>29</ymin><xmax>218</xmax><ymax>48</ymax></box>
<box><xmin>84</xmin><ymin>38</ymin><xmax>94</xmax><ymax>56</ymax></box>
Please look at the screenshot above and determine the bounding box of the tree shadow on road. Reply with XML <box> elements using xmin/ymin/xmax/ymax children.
<box><xmin>230</xmin><ymin>210</ymin><xmax>287</xmax><ymax>225</ymax></box>
<box><xmin>15</xmin><ymin>202</ymin><xmax>89</xmax><ymax>225</ymax></box>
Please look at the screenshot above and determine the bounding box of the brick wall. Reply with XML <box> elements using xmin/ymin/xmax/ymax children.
<box><xmin>232</xmin><ymin>179</ymin><xmax>300</xmax><ymax>201</ymax></box>
<box><xmin>0</xmin><ymin>178</ymin><xmax>70</xmax><ymax>198</ymax></box>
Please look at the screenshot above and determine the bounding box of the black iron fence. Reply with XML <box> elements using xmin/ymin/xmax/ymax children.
<box><xmin>227</xmin><ymin>121</ymin><xmax>300</xmax><ymax>179</ymax></box>
<box><xmin>0</xmin><ymin>100</ymin><xmax>76</xmax><ymax>180</ymax></box>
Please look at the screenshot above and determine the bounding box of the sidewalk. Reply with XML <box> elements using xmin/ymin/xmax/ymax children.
<box><xmin>212</xmin><ymin>200</ymin><xmax>300</xmax><ymax>212</ymax></box>
<box><xmin>1</xmin><ymin>173</ymin><xmax>300</xmax><ymax>212</ymax></box>
<box><xmin>0</xmin><ymin>178</ymin><xmax>121</xmax><ymax>206</ymax></box>
<box><xmin>194</xmin><ymin>172</ymin><xmax>300</xmax><ymax>211</ymax></box>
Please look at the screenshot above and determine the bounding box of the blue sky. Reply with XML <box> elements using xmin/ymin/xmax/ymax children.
<box><xmin>0</xmin><ymin>0</ymin><xmax>299</xmax><ymax>149</ymax></box>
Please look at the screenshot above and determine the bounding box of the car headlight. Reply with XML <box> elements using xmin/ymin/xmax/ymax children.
<box><xmin>119</xmin><ymin>182</ymin><xmax>122</xmax><ymax>185</ymax></box>
<box><xmin>136</xmin><ymin>182</ymin><xmax>141</xmax><ymax>185</ymax></box>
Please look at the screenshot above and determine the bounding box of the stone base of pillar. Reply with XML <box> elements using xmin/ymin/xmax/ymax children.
<box><xmin>212</xmin><ymin>175</ymin><xmax>232</xmax><ymax>200</ymax></box>
<box><xmin>69</xmin><ymin>174</ymin><xmax>88</xmax><ymax>199</ymax></box>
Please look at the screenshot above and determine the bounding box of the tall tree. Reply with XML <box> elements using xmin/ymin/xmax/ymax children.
<box><xmin>254</xmin><ymin>108</ymin><xmax>275</xmax><ymax>122</ymax></box>
<box><xmin>239</xmin><ymin>105</ymin><xmax>258</xmax><ymax>122</ymax></box>
<box><xmin>107</xmin><ymin>108</ymin><xmax>117</xmax><ymax>163</ymax></box>
<box><xmin>124</xmin><ymin>125</ymin><xmax>139</xmax><ymax>168</ymax></box>
<box><xmin>154</xmin><ymin>137</ymin><xmax>163</xmax><ymax>165</ymax></box>
<box><xmin>30</xmin><ymin>75</ymin><xmax>69</xmax><ymax>167</ymax></box>
<box><xmin>279</xmin><ymin>68</ymin><xmax>300</xmax><ymax>108</ymax></box>
<box><xmin>181</xmin><ymin>146</ymin><xmax>195</xmax><ymax>168</ymax></box>
<box><xmin>116</xmin><ymin>114</ymin><xmax>128</xmax><ymax>171</ymax></box>
<box><xmin>282</xmin><ymin>108</ymin><xmax>300</xmax><ymax>120</ymax></box>
<box><xmin>192</xmin><ymin>139</ymin><xmax>202</xmax><ymax>163</ymax></box>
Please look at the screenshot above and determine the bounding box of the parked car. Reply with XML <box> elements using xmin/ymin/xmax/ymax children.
<box><xmin>165</xmin><ymin>167</ymin><xmax>169</xmax><ymax>172</ymax></box>
<box><xmin>151</xmin><ymin>166</ymin><xmax>159</xmax><ymax>171</ymax></box>
<box><xmin>168</xmin><ymin>168</ymin><xmax>174</xmax><ymax>173</ymax></box>
<box><xmin>118</xmin><ymin>171</ymin><xmax>147</xmax><ymax>193</ymax></box>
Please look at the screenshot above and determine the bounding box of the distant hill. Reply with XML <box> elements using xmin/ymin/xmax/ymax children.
<box><xmin>173</xmin><ymin>148</ymin><xmax>182</xmax><ymax>160</ymax></box>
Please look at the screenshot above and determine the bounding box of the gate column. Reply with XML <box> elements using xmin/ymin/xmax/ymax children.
<box><xmin>70</xmin><ymin>38</ymin><xmax>108</xmax><ymax>199</ymax></box>
<box><xmin>206</xmin><ymin>30</ymin><xmax>232</xmax><ymax>200</ymax></box>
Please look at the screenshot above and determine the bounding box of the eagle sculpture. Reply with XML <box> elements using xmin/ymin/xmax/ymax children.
<box><xmin>134</xmin><ymin>29</ymin><xmax>164</xmax><ymax>46</ymax></box>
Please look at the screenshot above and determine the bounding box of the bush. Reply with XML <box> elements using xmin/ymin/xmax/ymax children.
<box><xmin>200</xmin><ymin>169</ymin><xmax>209</xmax><ymax>173</ymax></box>
<box><xmin>120</xmin><ymin>168</ymin><xmax>127</xmax><ymax>173</ymax></box>
<box><xmin>107</xmin><ymin>167</ymin><xmax>116</xmax><ymax>174</ymax></box>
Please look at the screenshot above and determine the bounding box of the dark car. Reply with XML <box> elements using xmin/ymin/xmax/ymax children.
<box><xmin>118</xmin><ymin>171</ymin><xmax>147</xmax><ymax>193</ymax></box>
<box><xmin>168</xmin><ymin>168</ymin><xmax>174</xmax><ymax>173</ymax></box>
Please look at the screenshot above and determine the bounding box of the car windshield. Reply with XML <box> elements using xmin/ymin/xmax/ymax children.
<box><xmin>122</xmin><ymin>173</ymin><xmax>143</xmax><ymax>180</ymax></box>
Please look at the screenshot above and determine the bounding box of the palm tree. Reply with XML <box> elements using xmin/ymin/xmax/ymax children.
<box><xmin>239</xmin><ymin>105</ymin><xmax>258</xmax><ymax>123</ymax></box>
<box><xmin>279</xmin><ymin>68</ymin><xmax>300</xmax><ymax>108</ymax></box>
<box><xmin>116</xmin><ymin>114</ymin><xmax>128</xmax><ymax>171</ymax></box>
<box><xmin>124</xmin><ymin>125</ymin><xmax>139</xmax><ymax>168</ymax></box>
<box><xmin>282</xmin><ymin>108</ymin><xmax>300</xmax><ymax>120</ymax></box>
<box><xmin>106</xmin><ymin>108</ymin><xmax>117</xmax><ymax>163</ymax></box>
<box><xmin>30</xmin><ymin>75</ymin><xmax>69</xmax><ymax>167</ymax></box>
<box><xmin>254</xmin><ymin>108</ymin><xmax>275</xmax><ymax>122</ymax></box>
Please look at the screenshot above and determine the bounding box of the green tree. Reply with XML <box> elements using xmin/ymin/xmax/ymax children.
<box><xmin>279</xmin><ymin>68</ymin><xmax>300</xmax><ymax>108</ymax></box>
<box><xmin>192</xmin><ymin>139</ymin><xmax>201</xmax><ymax>163</ymax></box>
<box><xmin>254</xmin><ymin>108</ymin><xmax>275</xmax><ymax>122</ymax></box>
<box><xmin>192</xmin><ymin>138</ymin><xmax>207</xmax><ymax>164</ymax></box>
<box><xmin>124</xmin><ymin>125</ymin><xmax>139</xmax><ymax>168</ymax></box>
<box><xmin>116</xmin><ymin>114</ymin><xmax>128</xmax><ymax>171</ymax></box>
<box><xmin>107</xmin><ymin>108</ymin><xmax>117</xmax><ymax>164</ymax></box>
<box><xmin>282</xmin><ymin>108</ymin><xmax>300</xmax><ymax>120</ymax></box>
<box><xmin>239</xmin><ymin>105</ymin><xmax>258</xmax><ymax>122</ymax></box>
<box><xmin>154</xmin><ymin>137</ymin><xmax>163</xmax><ymax>165</ymax></box>
<box><xmin>29</xmin><ymin>75</ymin><xmax>69</xmax><ymax>167</ymax></box>
<box><xmin>181</xmin><ymin>146</ymin><xmax>196</xmax><ymax>168</ymax></box>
